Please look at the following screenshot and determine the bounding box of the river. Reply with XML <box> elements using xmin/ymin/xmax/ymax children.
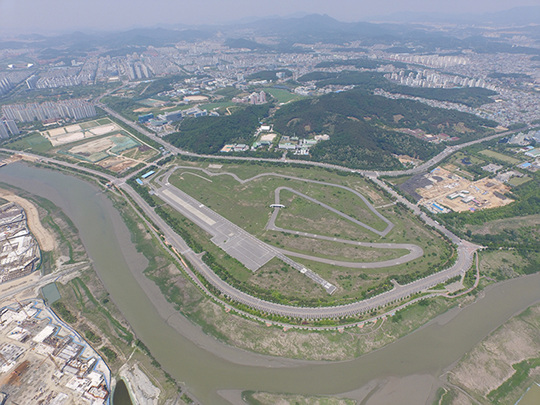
<box><xmin>1</xmin><ymin>162</ymin><xmax>539</xmax><ymax>404</ymax></box>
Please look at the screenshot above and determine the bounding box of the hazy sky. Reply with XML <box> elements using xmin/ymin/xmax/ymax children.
<box><xmin>1</xmin><ymin>0</ymin><xmax>539</xmax><ymax>35</ymax></box>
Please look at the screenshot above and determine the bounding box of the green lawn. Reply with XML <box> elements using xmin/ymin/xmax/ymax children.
<box><xmin>452</xmin><ymin>151</ymin><xmax>486</xmax><ymax>166</ymax></box>
<box><xmin>5</xmin><ymin>132</ymin><xmax>52</xmax><ymax>153</ymax></box>
<box><xmin>265</xmin><ymin>88</ymin><xmax>305</xmax><ymax>104</ymax></box>
<box><xmin>170</xmin><ymin>171</ymin><xmax>387</xmax><ymax>237</ymax></box>
<box><xmin>200</xmin><ymin>101</ymin><xmax>236</xmax><ymax>111</ymax></box>
<box><xmin>479</xmin><ymin>149</ymin><xmax>520</xmax><ymax>164</ymax></box>
<box><xmin>274</xmin><ymin>188</ymin><xmax>387</xmax><ymax>239</ymax></box>
<box><xmin>508</xmin><ymin>176</ymin><xmax>532</xmax><ymax>186</ymax></box>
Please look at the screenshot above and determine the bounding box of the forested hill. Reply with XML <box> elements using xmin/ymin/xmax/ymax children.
<box><xmin>164</xmin><ymin>88</ymin><xmax>497</xmax><ymax>170</ymax></box>
<box><xmin>165</xmin><ymin>104</ymin><xmax>270</xmax><ymax>154</ymax></box>
<box><xmin>298</xmin><ymin>71</ymin><xmax>497</xmax><ymax>108</ymax></box>
<box><xmin>271</xmin><ymin>89</ymin><xmax>497</xmax><ymax>169</ymax></box>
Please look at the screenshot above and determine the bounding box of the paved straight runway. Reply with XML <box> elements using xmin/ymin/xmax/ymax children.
<box><xmin>158</xmin><ymin>185</ymin><xmax>275</xmax><ymax>271</ymax></box>
<box><xmin>155</xmin><ymin>181</ymin><xmax>337</xmax><ymax>294</ymax></box>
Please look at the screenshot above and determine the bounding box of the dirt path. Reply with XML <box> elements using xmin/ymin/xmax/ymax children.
<box><xmin>0</xmin><ymin>188</ymin><xmax>56</xmax><ymax>251</ymax></box>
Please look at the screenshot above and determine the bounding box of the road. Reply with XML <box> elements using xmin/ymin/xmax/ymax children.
<box><xmin>161</xmin><ymin>166</ymin><xmax>425</xmax><ymax>269</ymax></box>
<box><xmin>2</xmin><ymin>149</ymin><xmax>474</xmax><ymax>318</ymax></box>
<box><xmin>0</xmin><ymin>265</ymin><xmax>83</xmax><ymax>302</ymax></box>
<box><xmin>98</xmin><ymin>102</ymin><xmax>529</xmax><ymax>179</ymax></box>
<box><xmin>155</xmin><ymin>168</ymin><xmax>337</xmax><ymax>294</ymax></box>
<box><xmin>1</xmin><ymin>105</ymin><xmax>507</xmax><ymax>319</ymax></box>
<box><xmin>268</xmin><ymin>186</ymin><xmax>391</xmax><ymax>236</ymax></box>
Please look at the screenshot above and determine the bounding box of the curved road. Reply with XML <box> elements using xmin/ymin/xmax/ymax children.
<box><xmin>268</xmin><ymin>186</ymin><xmax>391</xmax><ymax>236</ymax></box>
<box><xmin>1</xmin><ymin>107</ymin><xmax>489</xmax><ymax>320</ymax></box>
<box><xmin>167</xmin><ymin>166</ymin><xmax>423</xmax><ymax>268</ymax></box>
<box><xmin>97</xmin><ymin>103</ymin><xmax>528</xmax><ymax>177</ymax></box>
<box><xmin>167</xmin><ymin>166</ymin><xmax>394</xmax><ymax>235</ymax></box>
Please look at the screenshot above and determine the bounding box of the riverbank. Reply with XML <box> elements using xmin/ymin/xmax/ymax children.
<box><xmin>2</xmin><ymin>162</ymin><xmax>540</xmax><ymax>405</ymax></box>
<box><xmin>0</xmin><ymin>187</ymin><xmax>55</xmax><ymax>251</ymax></box>
<box><xmin>444</xmin><ymin>302</ymin><xmax>540</xmax><ymax>404</ymax></box>
<box><xmin>0</xmin><ymin>165</ymin><xmax>194</xmax><ymax>404</ymax></box>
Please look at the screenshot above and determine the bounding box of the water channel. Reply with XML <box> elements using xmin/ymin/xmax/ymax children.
<box><xmin>112</xmin><ymin>379</ymin><xmax>134</xmax><ymax>405</ymax></box>
<box><xmin>1</xmin><ymin>162</ymin><xmax>539</xmax><ymax>404</ymax></box>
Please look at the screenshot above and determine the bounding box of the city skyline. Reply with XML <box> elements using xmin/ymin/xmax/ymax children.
<box><xmin>1</xmin><ymin>1</ymin><xmax>540</xmax><ymax>35</ymax></box>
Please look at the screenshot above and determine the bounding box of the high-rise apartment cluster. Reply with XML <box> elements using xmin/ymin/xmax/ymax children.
<box><xmin>0</xmin><ymin>119</ymin><xmax>19</xmax><ymax>139</ymax></box>
<box><xmin>0</xmin><ymin>77</ymin><xmax>13</xmax><ymax>96</ymax></box>
<box><xmin>1</xmin><ymin>99</ymin><xmax>97</xmax><ymax>123</ymax></box>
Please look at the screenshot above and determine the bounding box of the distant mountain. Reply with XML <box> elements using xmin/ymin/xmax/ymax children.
<box><xmin>236</xmin><ymin>14</ymin><xmax>398</xmax><ymax>44</ymax></box>
<box><xmin>4</xmin><ymin>11</ymin><xmax>540</xmax><ymax>57</ymax></box>
<box><xmin>377</xmin><ymin>6</ymin><xmax>540</xmax><ymax>26</ymax></box>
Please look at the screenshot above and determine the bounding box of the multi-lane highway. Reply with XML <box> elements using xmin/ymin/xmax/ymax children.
<box><xmin>1</xmin><ymin>105</ymin><xmax>506</xmax><ymax>320</ymax></box>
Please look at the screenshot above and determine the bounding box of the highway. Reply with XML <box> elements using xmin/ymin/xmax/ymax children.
<box><xmin>0</xmin><ymin>105</ymin><xmax>504</xmax><ymax>320</ymax></box>
<box><xmin>97</xmin><ymin>102</ymin><xmax>529</xmax><ymax>179</ymax></box>
<box><xmin>1</xmin><ymin>149</ymin><xmax>475</xmax><ymax>318</ymax></box>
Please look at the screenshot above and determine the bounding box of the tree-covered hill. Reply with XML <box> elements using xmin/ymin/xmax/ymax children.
<box><xmin>271</xmin><ymin>88</ymin><xmax>497</xmax><ymax>169</ymax></box>
<box><xmin>299</xmin><ymin>70</ymin><xmax>496</xmax><ymax>108</ymax></box>
<box><xmin>163</xmin><ymin>88</ymin><xmax>497</xmax><ymax>170</ymax></box>
<box><xmin>165</xmin><ymin>105</ymin><xmax>270</xmax><ymax>154</ymax></box>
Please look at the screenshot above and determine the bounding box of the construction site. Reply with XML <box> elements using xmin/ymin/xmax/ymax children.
<box><xmin>0</xmin><ymin>202</ymin><xmax>40</xmax><ymax>284</ymax></box>
<box><xmin>40</xmin><ymin>118</ymin><xmax>158</xmax><ymax>173</ymax></box>
<box><xmin>0</xmin><ymin>300</ymin><xmax>110</xmax><ymax>404</ymax></box>
<box><xmin>416</xmin><ymin>166</ymin><xmax>514</xmax><ymax>213</ymax></box>
<box><xmin>41</xmin><ymin>121</ymin><xmax>120</xmax><ymax>147</ymax></box>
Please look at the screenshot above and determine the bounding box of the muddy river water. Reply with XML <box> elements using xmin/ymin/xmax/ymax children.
<box><xmin>1</xmin><ymin>162</ymin><xmax>539</xmax><ymax>404</ymax></box>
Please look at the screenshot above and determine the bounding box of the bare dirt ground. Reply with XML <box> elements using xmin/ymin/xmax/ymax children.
<box><xmin>417</xmin><ymin>166</ymin><xmax>513</xmax><ymax>212</ymax></box>
<box><xmin>0</xmin><ymin>188</ymin><xmax>55</xmax><ymax>251</ymax></box>
<box><xmin>0</xmin><ymin>272</ymin><xmax>40</xmax><ymax>297</ymax></box>
<box><xmin>68</xmin><ymin>135</ymin><xmax>118</xmax><ymax>155</ymax></box>
<box><xmin>448</xmin><ymin>304</ymin><xmax>540</xmax><ymax>401</ymax></box>
<box><xmin>98</xmin><ymin>156</ymin><xmax>139</xmax><ymax>173</ymax></box>
<box><xmin>89</xmin><ymin>124</ymin><xmax>119</xmax><ymax>136</ymax></box>
<box><xmin>119</xmin><ymin>363</ymin><xmax>161</xmax><ymax>405</ymax></box>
